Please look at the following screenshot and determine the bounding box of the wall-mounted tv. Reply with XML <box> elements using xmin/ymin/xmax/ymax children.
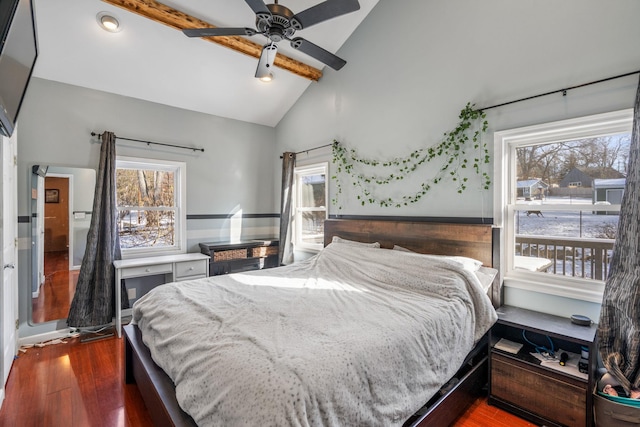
<box><xmin>0</xmin><ymin>0</ymin><xmax>38</xmax><ymax>138</ymax></box>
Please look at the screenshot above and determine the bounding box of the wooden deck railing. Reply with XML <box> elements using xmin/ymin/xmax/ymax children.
<box><xmin>516</xmin><ymin>235</ymin><xmax>615</xmax><ymax>280</ymax></box>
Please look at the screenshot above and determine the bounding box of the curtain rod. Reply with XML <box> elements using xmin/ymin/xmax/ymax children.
<box><xmin>280</xmin><ymin>142</ymin><xmax>334</xmax><ymax>159</ymax></box>
<box><xmin>294</xmin><ymin>142</ymin><xmax>334</xmax><ymax>155</ymax></box>
<box><xmin>478</xmin><ymin>69</ymin><xmax>640</xmax><ymax>112</ymax></box>
<box><xmin>91</xmin><ymin>132</ymin><xmax>205</xmax><ymax>153</ymax></box>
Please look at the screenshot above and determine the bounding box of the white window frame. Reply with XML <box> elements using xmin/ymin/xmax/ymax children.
<box><xmin>116</xmin><ymin>156</ymin><xmax>187</xmax><ymax>258</ymax></box>
<box><xmin>293</xmin><ymin>163</ymin><xmax>328</xmax><ymax>252</ymax></box>
<box><xmin>493</xmin><ymin>109</ymin><xmax>633</xmax><ymax>302</ymax></box>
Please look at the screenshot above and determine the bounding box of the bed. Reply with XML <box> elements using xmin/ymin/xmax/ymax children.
<box><xmin>124</xmin><ymin>218</ymin><xmax>502</xmax><ymax>426</ymax></box>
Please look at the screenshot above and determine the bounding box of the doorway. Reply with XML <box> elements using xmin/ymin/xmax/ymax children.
<box><xmin>31</xmin><ymin>176</ymin><xmax>78</xmax><ymax>323</ymax></box>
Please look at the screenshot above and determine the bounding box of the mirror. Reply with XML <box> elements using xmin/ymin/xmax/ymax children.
<box><xmin>30</xmin><ymin>165</ymin><xmax>96</xmax><ymax>324</ymax></box>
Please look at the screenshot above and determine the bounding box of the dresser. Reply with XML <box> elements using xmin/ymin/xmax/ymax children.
<box><xmin>113</xmin><ymin>253</ymin><xmax>210</xmax><ymax>337</ymax></box>
<box><xmin>199</xmin><ymin>239</ymin><xmax>279</xmax><ymax>276</ymax></box>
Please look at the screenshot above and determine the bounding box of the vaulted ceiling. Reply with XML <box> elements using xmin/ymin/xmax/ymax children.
<box><xmin>31</xmin><ymin>0</ymin><xmax>379</xmax><ymax>127</ymax></box>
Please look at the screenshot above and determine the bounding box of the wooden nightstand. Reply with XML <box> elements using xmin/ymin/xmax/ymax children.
<box><xmin>488</xmin><ymin>305</ymin><xmax>597</xmax><ymax>427</ymax></box>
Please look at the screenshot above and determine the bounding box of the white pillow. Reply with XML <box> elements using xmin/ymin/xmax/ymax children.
<box><xmin>447</xmin><ymin>256</ymin><xmax>483</xmax><ymax>272</ymax></box>
<box><xmin>332</xmin><ymin>236</ymin><xmax>381</xmax><ymax>248</ymax></box>
<box><xmin>474</xmin><ymin>266</ymin><xmax>499</xmax><ymax>293</ymax></box>
<box><xmin>392</xmin><ymin>245</ymin><xmax>482</xmax><ymax>272</ymax></box>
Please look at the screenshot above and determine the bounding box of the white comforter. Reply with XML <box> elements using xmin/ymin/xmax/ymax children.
<box><xmin>132</xmin><ymin>242</ymin><xmax>497</xmax><ymax>427</ymax></box>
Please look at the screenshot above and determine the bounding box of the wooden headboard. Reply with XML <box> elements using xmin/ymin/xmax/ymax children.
<box><xmin>324</xmin><ymin>218</ymin><xmax>501</xmax><ymax>306</ymax></box>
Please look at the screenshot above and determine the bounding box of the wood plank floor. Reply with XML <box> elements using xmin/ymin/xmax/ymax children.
<box><xmin>0</xmin><ymin>334</ymin><xmax>152</xmax><ymax>426</ymax></box>
<box><xmin>31</xmin><ymin>250</ymin><xmax>78</xmax><ymax>323</ymax></box>
<box><xmin>452</xmin><ymin>397</ymin><xmax>538</xmax><ymax>427</ymax></box>
<box><xmin>0</xmin><ymin>335</ymin><xmax>536</xmax><ymax>426</ymax></box>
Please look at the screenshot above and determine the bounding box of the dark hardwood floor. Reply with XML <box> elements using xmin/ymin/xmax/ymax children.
<box><xmin>453</xmin><ymin>396</ymin><xmax>538</xmax><ymax>427</ymax></box>
<box><xmin>0</xmin><ymin>334</ymin><xmax>152</xmax><ymax>427</ymax></box>
<box><xmin>32</xmin><ymin>250</ymin><xmax>79</xmax><ymax>323</ymax></box>
<box><xmin>0</xmin><ymin>334</ymin><xmax>536</xmax><ymax>427</ymax></box>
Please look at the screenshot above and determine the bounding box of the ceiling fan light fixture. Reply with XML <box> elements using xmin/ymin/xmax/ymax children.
<box><xmin>258</xmin><ymin>72</ymin><xmax>274</xmax><ymax>82</ymax></box>
<box><xmin>255</xmin><ymin>42</ymin><xmax>278</xmax><ymax>81</ymax></box>
<box><xmin>97</xmin><ymin>12</ymin><xmax>121</xmax><ymax>33</ymax></box>
<box><xmin>184</xmin><ymin>0</ymin><xmax>361</xmax><ymax>78</ymax></box>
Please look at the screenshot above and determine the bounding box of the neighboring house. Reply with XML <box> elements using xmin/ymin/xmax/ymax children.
<box><xmin>593</xmin><ymin>178</ymin><xmax>626</xmax><ymax>204</ymax></box>
<box><xmin>559</xmin><ymin>168</ymin><xmax>594</xmax><ymax>188</ymax></box>
<box><xmin>516</xmin><ymin>179</ymin><xmax>549</xmax><ymax>200</ymax></box>
<box><xmin>586</xmin><ymin>167</ymin><xmax>626</xmax><ymax>180</ymax></box>
<box><xmin>557</xmin><ymin>167</ymin><xmax>626</xmax><ymax>198</ymax></box>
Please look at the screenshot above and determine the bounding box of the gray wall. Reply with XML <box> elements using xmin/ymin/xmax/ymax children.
<box><xmin>17</xmin><ymin>78</ymin><xmax>278</xmax><ymax>338</ymax></box>
<box><xmin>275</xmin><ymin>0</ymin><xmax>640</xmax><ymax>319</ymax></box>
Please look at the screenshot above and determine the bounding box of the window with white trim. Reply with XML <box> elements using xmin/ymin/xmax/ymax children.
<box><xmin>494</xmin><ymin>110</ymin><xmax>632</xmax><ymax>302</ymax></box>
<box><xmin>116</xmin><ymin>157</ymin><xmax>186</xmax><ymax>257</ymax></box>
<box><xmin>293</xmin><ymin>163</ymin><xmax>328</xmax><ymax>252</ymax></box>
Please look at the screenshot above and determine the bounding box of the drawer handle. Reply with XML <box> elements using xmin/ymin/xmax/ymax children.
<box><xmin>189</xmin><ymin>267</ymin><xmax>194</xmax><ymax>271</ymax></box>
<box><xmin>145</xmin><ymin>268</ymin><xmax>151</xmax><ymax>272</ymax></box>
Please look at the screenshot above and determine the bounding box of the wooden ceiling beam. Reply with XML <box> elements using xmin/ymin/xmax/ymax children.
<box><xmin>101</xmin><ymin>0</ymin><xmax>323</xmax><ymax>81</ymax></box>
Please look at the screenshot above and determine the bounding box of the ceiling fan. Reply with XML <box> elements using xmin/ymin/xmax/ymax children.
<box><xmin>182</xmin><ymin>0</ymin><xmax>361</xmax><ymax>79</ymax></box>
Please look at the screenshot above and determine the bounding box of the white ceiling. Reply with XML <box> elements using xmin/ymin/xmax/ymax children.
<box><xmin>31</xmin><ymin>0</ymin><xmax>378</xmax><ymax>127</ymax></box>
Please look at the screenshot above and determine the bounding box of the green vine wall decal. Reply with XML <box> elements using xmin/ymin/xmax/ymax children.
<box><xmin>331</xmin><ymin>103</ymin><xmax>490</xmax><ymax>209</ymax></box>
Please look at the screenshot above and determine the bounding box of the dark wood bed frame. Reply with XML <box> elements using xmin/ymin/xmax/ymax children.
<box><xmin>124</xmin><ymin>218</ymin><xmax>501</xmax><ymax>427</ymax></box>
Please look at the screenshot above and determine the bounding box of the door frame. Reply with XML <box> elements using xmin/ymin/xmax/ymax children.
<box><xmin>43</xmin><ymin>173</ymin><xmax>75</xmax><ymax>270</ymax></box>
<box><xmin>0</xmin><ymin>129</ymin><xmax>18</xmax><ymax>410</ymax></box>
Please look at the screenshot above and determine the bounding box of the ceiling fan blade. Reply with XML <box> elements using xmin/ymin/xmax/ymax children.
<box><xmin>183</xmin><ymin>27</ymin><xmax>257</xmax><ymax>37</ymax></box>
<box><xmin>290</xmin><ymin>0</ymin><xmax>360</xmax><ymax>30</ymax></box>
<box><xmin>255</xmin><ymin>43</ymin><xmax>278</xmax><ymax>79</ymax></box>
<box><xmin>290</xmin><ymin>37</ymin><xmax>346</xmax><ymax>70</ymax></box>
<box><xmin>244</xmin><ymin>0</ymin><xmax>272</xmax><ymax>20</ymax></box>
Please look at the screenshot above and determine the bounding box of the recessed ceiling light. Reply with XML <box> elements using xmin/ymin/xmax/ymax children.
<box><xmin>97</xmin><ymin>12</ymin><xmax>121</xmax><ymax>33</ymax></box>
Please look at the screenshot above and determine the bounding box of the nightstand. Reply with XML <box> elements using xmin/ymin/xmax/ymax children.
<box><xmin>488</xmin><ymin>305</ymin><xmax>597</xmax><ymax>427</ymax></box>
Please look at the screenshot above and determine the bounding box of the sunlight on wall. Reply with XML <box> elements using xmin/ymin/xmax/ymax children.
<box><xmin>230</xmin><ymin>207</ymin><xmax>242</xmax><ymax>242</ymax></box>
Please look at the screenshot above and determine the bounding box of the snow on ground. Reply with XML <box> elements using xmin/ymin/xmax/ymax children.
<box><xmin>515</xmin><ymin>197</ymin><xmax>618</xmax><ymax>279</ymax></box>
<box><xmin>516</xmin><ymin>197</ymin><xmax>619</xmax><ymax>239</ymax></box>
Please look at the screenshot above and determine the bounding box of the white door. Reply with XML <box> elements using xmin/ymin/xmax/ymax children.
<box><xmin>0</xmin><ymin>129</ymin><xmax>18</xmax><ymax>409</ymax></box>
<box><xmin>36</xmin><ymin>175</ymin><xmax>44</xmax><ymax>291</ymax></box>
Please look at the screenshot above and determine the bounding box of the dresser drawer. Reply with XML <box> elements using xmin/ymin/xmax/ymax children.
<box><xmin>491</xmin><ymin>352</ymin><xmax>586</xmax><ymax>427</ymax></box>
<box><xmin>175</xmin><ymin>260</ymin><xmax>207</xmax><ymax>279</ymax></box>
<box><xmin>121</xmin><ymin>263</ymin><xmax>172</xmax><ymax>279</ymax></box>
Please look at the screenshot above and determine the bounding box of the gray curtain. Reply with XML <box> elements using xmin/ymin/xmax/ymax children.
<box><xmin>67</xmin><ymin>131</ymin><xmax>127</xmax><ymax>327</ymax></box>
<box><xmin>597</xmin><ymin>76</ymin><xmax>640</xmax><ymax>394</ymax></box>
<box><xmin>278</xmin><ymin>152</ymin><xmax>296</xmax><ymax>265</ymax></box>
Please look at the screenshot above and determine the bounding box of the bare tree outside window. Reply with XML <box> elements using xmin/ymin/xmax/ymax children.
<box><xmin>116</xmin><ymin>167</ymin><xmax>177</xmax><ymax>249</ymax></box>
<box><xmin>516</xmin><ymin>135</ymin><xmax>630</xmax><ymax>184</ymax></box>
<box><xmin>514</xmin><ymin>134</ymin><xmax>630</xmax><ymax>281</ymax></box>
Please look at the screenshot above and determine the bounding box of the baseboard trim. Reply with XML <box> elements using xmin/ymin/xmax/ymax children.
<box><xmin>18</xmin><ymin>328</ymin><xmax>76</xmax><ymax>347</ymax></box>
<box><xmin>31</xmin><ymin>279</ymin><xmax>45</xmax><ymax>298</ymax></box>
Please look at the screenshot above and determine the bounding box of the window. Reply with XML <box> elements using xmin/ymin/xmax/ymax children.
<box><xmin>293</xmin><ymin>163</ymin><xmax>328</xmax><ymax>252</ymax></box>
<box><xmin>116</xmin><ymin>157</ymin><xmax>186</xmax><ymax>257</ymax></box>
<box><xmin>494</xmin><ymin>110</ymin><xmax>632</xmax><ymax>302</ymax></box>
